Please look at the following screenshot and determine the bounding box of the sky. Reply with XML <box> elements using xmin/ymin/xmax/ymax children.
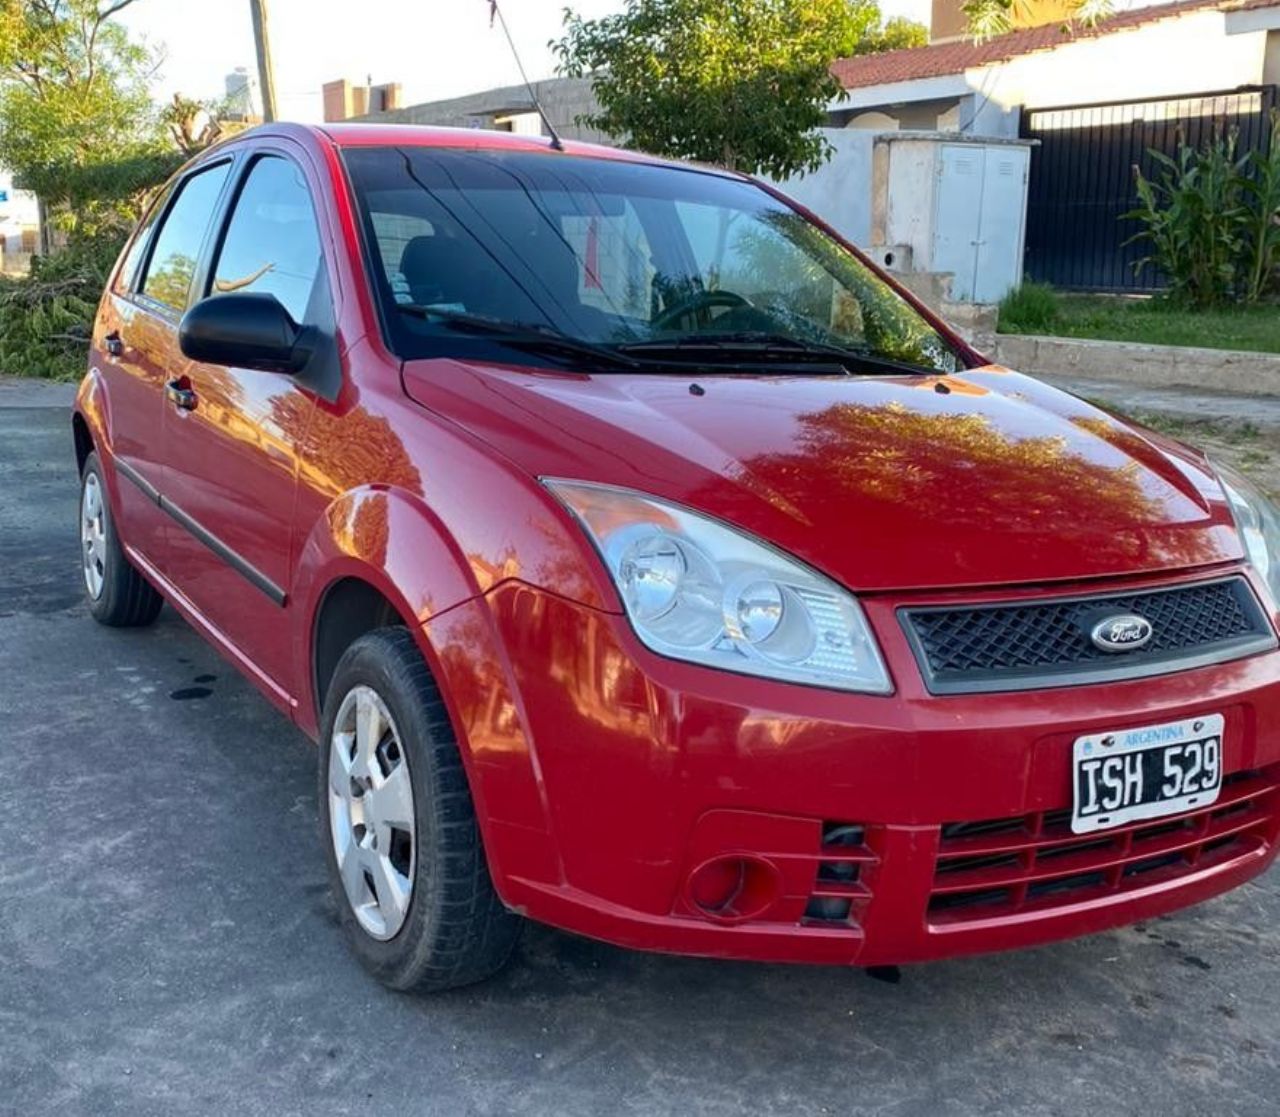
<box><xmin>120</xmin><ymin>0</ymin><xmax>935</xmax><ymax>123</ymax></box>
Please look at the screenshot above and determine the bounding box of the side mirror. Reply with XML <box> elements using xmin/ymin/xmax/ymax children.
<box><xmin>179</xmin><ymin>292</ymin><xmax>307</xmax><ymax>373</ymax></box>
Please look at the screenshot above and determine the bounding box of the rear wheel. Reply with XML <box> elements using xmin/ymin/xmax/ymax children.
<box><xmin>80</xmin><ymin>451</ymin><xmax>163</xmax><ymax>627</ymax></box>
<box><xmin>318</xmin><ymin>627</ymin><xmax>520</xmax><ymax>992</ymax></box>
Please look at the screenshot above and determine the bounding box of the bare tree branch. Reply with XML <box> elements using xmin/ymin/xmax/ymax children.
<box><xmin>97</xmin><ymin>0</ymin><xmax>141</xmax><ymax>21</ymax></box>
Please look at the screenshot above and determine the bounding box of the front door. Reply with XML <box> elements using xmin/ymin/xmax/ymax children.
<box><xmin>160</xmin><ymin>152</ymin><xmax>326</xmax><ymax>698</ymax></box>
<box><xmin>104</xmin><ymin>163</ymin><xmax>232</xmax><ymax>573</ymax></box>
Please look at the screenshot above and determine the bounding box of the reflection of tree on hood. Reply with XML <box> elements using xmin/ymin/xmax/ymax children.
<box><xmin>741</xmin><ymin>398</ymin><xmax>1221</xmax><ymax>571</ymax></box>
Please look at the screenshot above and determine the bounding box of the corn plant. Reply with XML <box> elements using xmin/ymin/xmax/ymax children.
<box><xmin>1239</xmin><ymin>114</ymin><xmax>1280</xmax><ymax>304</ymax></box>
<box><xmin>1125</xmin><ymin>115</ymin><xmax>1280</xmax><ymax>307</ymax></box>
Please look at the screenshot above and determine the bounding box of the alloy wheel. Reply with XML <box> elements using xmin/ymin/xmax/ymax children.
<box><xmin>328</xmin><ymin>685</ymin><xmax>416</xmax><ymax>940</ymax></box>
<box><xmin>80</xmin><ymin>471</ymin><xmax>107</xmax><ymax>600</ymax></box>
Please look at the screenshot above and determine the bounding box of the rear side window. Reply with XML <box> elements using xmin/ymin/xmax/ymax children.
<box><xmin>116</xmin><ymin>183</ymin><xmax>174</xmax><ymax>293</ymax></box>
<box><xmin>140</xmin><ymin>162</ymin><xmax>231</xmax><ymax>311</ymax></box>
<box><xmin>210</xmin><ymin>156</ymin><xmax>323</xmax><ymax>325</ymax></box>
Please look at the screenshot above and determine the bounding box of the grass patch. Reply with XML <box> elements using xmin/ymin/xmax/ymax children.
<box><xmin>998</xmin><ymin>287</ymin><xmax>1280</xmax><ymax>354</ymax></box>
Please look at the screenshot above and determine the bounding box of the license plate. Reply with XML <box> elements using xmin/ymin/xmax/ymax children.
<box><xmin>1071</xmin><ymin>714</ymin><xmax>1224</xmax><ymax>834</ymax></box>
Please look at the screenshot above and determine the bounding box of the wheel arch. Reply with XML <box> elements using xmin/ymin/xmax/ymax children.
<box><xmin>293</xmin><ymin>483</ymin><xmax>485</xmax><ymax>734</ymax></box>
<box><xmin>293</xmin><ymin>485</ymin><xmax>562</xmax><ymax>903</ymax></box>
<box><xmin>72</xmin><ymin>367</ymin><xmax>112</xmax><ymax>474</ymax></box>
<box><xmin>72</xmin><ymin>411</ymin><xmax>94</xmax><ymax>475</ymax></box>
<box><xmin>311</xmin><ymin>575</ymin><xmax>408</xmax><ymax>721</ymax></box>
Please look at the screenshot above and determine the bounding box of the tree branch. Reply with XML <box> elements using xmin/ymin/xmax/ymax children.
<box><xmin>97</xmin><ymin>0</ymin><xmax>141</xmax><ymax>20</ymax></box>
<box><xmin>88</xmin><ymin>0</ymin><xmax>142</xmax><ymax>80</ymax></box>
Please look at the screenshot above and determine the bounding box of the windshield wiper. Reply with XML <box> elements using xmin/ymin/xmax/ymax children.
<box><xmin>616</xmin><ymin>332</ymin><xmax>945</xmax><ymax>377</ymax></box>
<box><xmin>396</xmin><ymin>304</ymin><xmax>643</xmax><ymax>369</ymax></box>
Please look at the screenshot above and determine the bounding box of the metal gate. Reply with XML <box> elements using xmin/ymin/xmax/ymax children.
<box><xmin>1020</xmin><ymin>86</ymin><xmax>1278</xmax><ymax>291</ymax></box>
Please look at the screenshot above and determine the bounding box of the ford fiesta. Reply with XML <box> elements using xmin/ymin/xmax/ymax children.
<box><xmin>74</xmin><ymin>123</ymin><xmax>1280</xmax><ymax>991</ymax></box>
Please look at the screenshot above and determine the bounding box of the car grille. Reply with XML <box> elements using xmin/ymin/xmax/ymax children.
<box><xmin>901</xmin><ymin>576</ymin><xmax>1275</xmax><ymax>694</ymax></box>
<box><xmin>927</xmin><ymin>769</ymin><xmax>1278</xmax><ymax>925</ymax></box>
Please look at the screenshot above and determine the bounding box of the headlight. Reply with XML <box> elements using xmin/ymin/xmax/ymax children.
<box><xmin>545</xmin><ymin>479</ymin><xmax>892</xmax><ymax>694</ymax></box>
<box><xmin>1217</xmin><ymin>462</ymin><xmax>1280</xmax><ymax>605</ymax></box>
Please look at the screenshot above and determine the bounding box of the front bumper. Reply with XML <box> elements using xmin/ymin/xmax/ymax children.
<box><xmin>424</xmin><ymin>569</ymin><xmax>1280</xmax><ymax>967</ymax></box>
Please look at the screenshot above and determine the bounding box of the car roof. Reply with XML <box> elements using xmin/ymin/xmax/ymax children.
<box><xmin>214</xmin><ymin>120</ymin><xmax>744</xmax><ymax>180</ymax></box>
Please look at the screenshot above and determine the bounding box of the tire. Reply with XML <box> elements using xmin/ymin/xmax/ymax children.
<box><xmin>318</xmin><ymin>627</ymin><xmax>521</xmax><ymax>992</ymax></box>
<box><xmin>79</xmin><ymin>451</ymin><xmax>163</xmax><ymax>627</ymax></box>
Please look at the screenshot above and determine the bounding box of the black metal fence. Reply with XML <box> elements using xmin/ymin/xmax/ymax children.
<box><xmin>1019</xmin><ymin>86</ymin><xmax>1278</xmax><ymax>291</ymax></box>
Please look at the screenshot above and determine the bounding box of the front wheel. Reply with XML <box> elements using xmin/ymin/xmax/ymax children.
<box><xmin>318</xmin><ymin>627</ymin><xmax>520</xmax><ymax>992</ymax></box>
<box><xmin>79</xmin><ymin>451</ymin><xmax>163</xmax><ymax>627</ymax></box>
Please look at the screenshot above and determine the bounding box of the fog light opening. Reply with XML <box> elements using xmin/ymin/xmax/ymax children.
<box><xmin>687</xmin><ymin>855</ymin><xmax>781</xmax><ymax>924</ymax></box>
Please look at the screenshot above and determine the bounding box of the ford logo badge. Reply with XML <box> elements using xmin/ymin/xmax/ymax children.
<box><xmin>1090</xmin><ymin>613</ymin><xmax>1154</xmax><ymax>653</ymax></box>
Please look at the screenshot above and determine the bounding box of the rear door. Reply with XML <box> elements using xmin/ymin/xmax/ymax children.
<box><xmin>159</xmin><ymin>149</ymin><xmax>328</xmax><ymax>696</ymax></box>
<box><xmin>102</xmin><ymin>160</ymin><xmax>234</xmax><ymax>574</ymax></box>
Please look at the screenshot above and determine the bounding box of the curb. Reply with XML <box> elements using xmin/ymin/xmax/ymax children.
<box><xmin>991</xmin><ymin>334</ymin><xmax>1280</xmax><ymax>398</ymax></box>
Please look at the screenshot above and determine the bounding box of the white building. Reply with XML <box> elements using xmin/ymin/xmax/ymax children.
<box><xmin>828</xmin><ymin>0</ymin><xmax>1280</xmax><ymax>137</ymax></box>
<box><xmin>781</xmin><ymin>0</ymin><xmax>1280</xmax><ymax>300</ymax></box>
<box><xmin>0</xmin><ymin>168</ymin><xmax>40</xmax><ymax>270</ymax></box>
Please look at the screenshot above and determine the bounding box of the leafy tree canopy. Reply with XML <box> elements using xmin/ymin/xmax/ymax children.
<box><xmin>554</xmin><ymin>0</ymin><xmax>926</xmax><ymax>180</ymax></box>
<box><xmin>862</xmin><ymin>14</ymin><xmax>929</xmax><ymax>53</ymax></box>
<box><xmin>0</xmin><ymin>0</ymin><xmax>176</xmax><ymax>232</ymax></box>
<box><xmin>962</xmin><ymin>0</ymin><xmax>1113</xmax><ymax>44</ymax></box>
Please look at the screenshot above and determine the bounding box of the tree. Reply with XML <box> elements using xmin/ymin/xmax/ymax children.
<box><xmin>0</xmin><ymin>1</ymin><xmax>208</xmax><ymax>382</ymax></box>
<box><xmin>962</xmin><ymin>0</ymin><xmax>1113</xmax><ymax>44</ymax></box>
<box><xmin>554</xmin><ymin>0</ymin><xmax>924</xmax><ymax>180</ymax></box>
<box><xmin>0</xmin><ymin>0</ymin><xmax>174</xmax><ymax>236</ymax></box>
<box><xmin>862</xmin><ymin>15</ymin><xmax>928</xmax><ymax>53</ymax></box>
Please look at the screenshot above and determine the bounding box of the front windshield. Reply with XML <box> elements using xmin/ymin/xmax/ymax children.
<box><xmin>343</xmin><ymin>145</ymin><xmax>960</xmax><ymax>373</ymax></box>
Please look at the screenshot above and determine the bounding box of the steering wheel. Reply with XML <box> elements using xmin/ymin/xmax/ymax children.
<box><xmin>651</xmin><ymin>289</ymin><xmax>751</xmax><ymax>331</ymax></box>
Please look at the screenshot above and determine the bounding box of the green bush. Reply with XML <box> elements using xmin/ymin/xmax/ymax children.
<box><xmin>1125</xmin><ymin>114</ymin><xmax>1280</xmax><ymax>307</ymax></box>
<box><xmin>997</xmin><ymin>281</ymin><xmax>1060</xmax><ymax>334</ymax></box>
<box><xmin>0</xmin><ymin>234</ymin><xmax>122</xmax><ymax>381</ymax></box>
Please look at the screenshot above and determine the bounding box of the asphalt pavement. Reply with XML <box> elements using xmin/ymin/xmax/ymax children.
<box><xmin>2</xmin><ymin>378</ymin><xmax>1278</xmax><ymax>1116</ymax></box>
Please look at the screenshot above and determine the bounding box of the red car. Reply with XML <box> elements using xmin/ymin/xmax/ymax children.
<box><xmin>74</xmin><ymin>123</ymin><xmax>1280</xmax><ymax>991</ymax></box>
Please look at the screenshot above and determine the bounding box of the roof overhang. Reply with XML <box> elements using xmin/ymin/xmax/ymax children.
<box><xmin>827</xmin><ymin>72</ymin><xmax>972</xmax><ymax>112</ymax></box>
<box><xmin>1225</xmin><ymin>4</ymin><xmax>1280</xmax><ymax>31</ymax></box>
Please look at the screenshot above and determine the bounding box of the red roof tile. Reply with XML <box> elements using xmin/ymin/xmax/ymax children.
<box><xmin>831</xmin><ymin>0</ymin><xmax>1277</xmax><ymax>90</ymax></box>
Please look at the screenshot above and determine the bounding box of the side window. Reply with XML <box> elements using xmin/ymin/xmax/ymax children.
<box><xmin>140</xmin><ymin>163</ymin><xmax>231</xmax><ymax>312</ymax></box>
<box><xmin>115</xmin><ymin>183</ymin><xmax>174</xmax><ymax>294</ymax></box>
<box><xmin>210</xmin><ymin>156</ymin><xmax>323</xmax><ymax>325</ymax></box>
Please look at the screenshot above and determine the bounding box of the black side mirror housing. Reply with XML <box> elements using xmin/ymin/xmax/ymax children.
<box><xmin>179</xmin><ymin>293</ymin><xmax>306</xmax><ymax>373</ymax></box>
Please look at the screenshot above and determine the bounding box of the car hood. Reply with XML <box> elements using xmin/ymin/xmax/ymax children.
<box><xmin>402</xmin><ymin>359</ymin><xmax>1242</xmax><ymax>592</ymax></box>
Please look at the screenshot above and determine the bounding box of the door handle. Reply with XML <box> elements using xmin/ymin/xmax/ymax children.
<box><xmin>165</xmin><ymin>378</ymin><xmax>198</xmax><ymax>411</ymax></box>
<box><xmin>105</xmin><ymin>331</ymin><xmax>124</xmax><ymax>357</ymax></box>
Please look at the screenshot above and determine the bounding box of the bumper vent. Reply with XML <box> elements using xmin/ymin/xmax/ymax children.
<box><xmin>902</xmin><ymin>576</ymin><xmax>1275</xmax><ymax>694</ymax></box>
<box><xmin>802</xmin><ymin>822</ymin><xmax>875</xmax><ymax>927</ymax></box>
<box><xmin>928</xmin><ymin>769</ymin><xmax>1278</xmax><ymax>924</ymax></box>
